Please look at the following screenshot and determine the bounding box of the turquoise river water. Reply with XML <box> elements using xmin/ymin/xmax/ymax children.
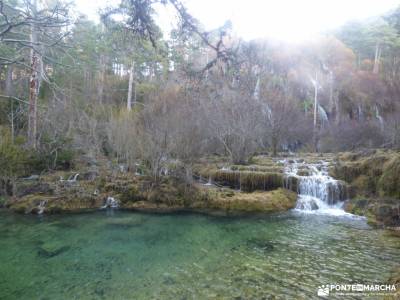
<box><xmin>0</xmin><ymin>209</ymin><xmax>399</xmax><ymax>299</ymax></box>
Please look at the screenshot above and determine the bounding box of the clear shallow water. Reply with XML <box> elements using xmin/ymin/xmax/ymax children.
<box><xmin>0</xmin><ymin>210</ymin><xmax>399</xmax><ymax>299</ymax></box>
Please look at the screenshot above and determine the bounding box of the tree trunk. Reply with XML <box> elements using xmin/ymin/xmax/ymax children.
<box><xmin>5</xmin><ymin>65</ymin><xmax>13</xmax><ymax>96</ymax></box>
<box><xmin>98</xmin><ymin>55</ymin><xmax>105</xmax><ymax>104</ymax></box>
<box><xmin>272</xmin><ymin>135</ymin><xmax>278</xmax><ymax>156</ymax></box>
<box><xmin>28</xmin><ymin>0</ymin><xmax>40</xmax><ymax>149</ymax></box>
<box><xmin>127</xmin><ymin>61</ymin><xmax>135</xmax><ymax>110</ymax></box>
<box><xmin>6</xmin><ymin>65</ymin><xmax>14</xmax><ymax>142</ymax></box>
<box><xmin>84</xmin><ymin>68</ymin><xmax>91</xmax><ymax>101</ymax></box>
<box><xmin>185</xmin><ymin>165</ymin><xmax>193</xmax><ymax>184</ymax></box>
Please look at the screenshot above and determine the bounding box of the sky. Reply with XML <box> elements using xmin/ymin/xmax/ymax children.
<box><xmin>74</xmin><ymin>0</ymin><xmax>400</xmax><ymax>42</ymax></box>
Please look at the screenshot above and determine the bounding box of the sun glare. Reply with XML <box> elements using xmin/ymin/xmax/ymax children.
<box><xmin>183</xmin><ymin>0</ymin><xmax>400</xmax><ymax>42</ymax></box>
<box><xmin>75</xmin><ymin>0</ymin><xmax>399</xmax><ymax>42</ymax></box>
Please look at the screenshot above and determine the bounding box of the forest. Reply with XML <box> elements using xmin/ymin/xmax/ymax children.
<box><xmin>0</xmin><ymin>0</ymin><xmax>399</xmax><ymax>183</ymax></box>
<box><xmin>0</xmin><ymin>1</ymin><xmax>400</xmax><ymax>299</ymax></box>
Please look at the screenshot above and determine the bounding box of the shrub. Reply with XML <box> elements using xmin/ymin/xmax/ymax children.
<box><xmin>28</xmin><ymin>134</ymin><xmax>75</xmax><ymax>172</ymax></box>
<box><xmin>0</xmin><ymin>128</ymin><xmax>28</xmax><ymax>195</ymax></box>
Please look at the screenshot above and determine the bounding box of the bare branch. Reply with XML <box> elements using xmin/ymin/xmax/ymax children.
<box><xmin>0</xmin><ymin>94</ymin><xmax>46</xmax><ymax>108</ymax></box>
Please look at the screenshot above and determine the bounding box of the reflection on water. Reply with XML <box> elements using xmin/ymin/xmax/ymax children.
<box><xmin>0</xmin><ymin>210</ymin><xmax>399</xmax><ymax>299</ymax></box>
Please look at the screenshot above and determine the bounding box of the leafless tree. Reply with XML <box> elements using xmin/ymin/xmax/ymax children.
<box><xmin>0</xmin><ymin>0</ymin><xmax>72</xmax><ymax>148</ymax></box>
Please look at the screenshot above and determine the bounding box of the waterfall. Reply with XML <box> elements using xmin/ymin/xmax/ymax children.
<box><xmin>68</xmin><ymin>173</ymin><xmax>79</xmax><ymax>181</ymax></box>
<box><xmin>318</xmin><ymin>105</ymin><xmax>329</xmax><ymax>125</ymax></box>
<box><xmin>60</xmin><ymin>173</ymin><xmax>79</xmax><ymax>182</ymax></box>
<box><xmin>101</xmin><ymin>197</ymin><xmax>119</xmax><ymax>209</ymax></box>
<box><xmin>37</xmin><ymin>200</ymin><xmax>47</xmax><ymax>215</ymax></box>
<box><xmin>375</xmin><ymin>105</ymin><xmax>384</xmax><ymax>129</ymax></box>
<box><xmin>254</xmin><ymin>75</ymin><xmax>273</xmax><ymax>121</ymax></box>
<box><xmin>357</xmin><ymin>105</ymin><xmax>363</xmax><ymax>120</ymax></box>
<box><xmin>205</xmin><ymin>176</ymin><xmax>213</xmax><ymax>186</ymax></box>
<box><xmin>253</xmin><ymin>77</ymin><xmax>260</xmax><ymax>100</ymax></box>
<box><xmin>284</xmin><ymin>159</ymin><xmax>348</xmax><ymax>215</ymax></box>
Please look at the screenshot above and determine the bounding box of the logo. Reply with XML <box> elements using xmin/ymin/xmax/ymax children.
<box><xmin>317</xmin><ymin>285</ymin><xmax>330</xmax><ymax>297</ymax></box>
<box><xmin>317</xmin><ymin>283</ymin><xmax>397</xmax><ymax>297</ymax></box>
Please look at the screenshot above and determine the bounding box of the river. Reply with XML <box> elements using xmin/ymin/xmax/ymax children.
<box><xmin>0</xmin><ymin>209</ymin><xmax>399</xmax><ymax>299</ymax></box>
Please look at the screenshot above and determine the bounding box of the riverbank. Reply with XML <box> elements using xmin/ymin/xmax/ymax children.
<box><xmin>3</xmin><ymin>163</ymin><xmax>297</xmax><ymax>215</ymax></box>
<box><xmin>2</xmin><ymin>150</ymin><xmax>399</xmax><ymax>229</ymax></box>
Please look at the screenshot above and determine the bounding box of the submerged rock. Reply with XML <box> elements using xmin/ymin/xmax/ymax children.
<box><xmin>105</xmin><ymin>218</ymin><xmax>146</xmax><ymax>229</ymax></box>
<box><xmin>162</xmin><ymin>274</ymin><xmax>177</xmax><ymax>285</ymax></box>
<box><xmin>246</xmin><ymin>238</ymin><xmax>275</xmax><ymax>252</ymax></box>
<box><xmin>296</xmin><ymin>197</ymin><xmax>319</xmax><ymax>210</ymax></box>
<box><xmin>37</xmin><ymin>242</ymin><xmax>70</xmax><ymax>258</ymax></box>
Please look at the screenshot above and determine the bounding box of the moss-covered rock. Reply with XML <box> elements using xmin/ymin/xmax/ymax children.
<box><xmin>147</xmin><ymin>180</ymin><xmax>184</xmax><ymax>206</ymax></box>
<box><xmin>250</xmin><ymin>156</ymin><xmax>281</xmax><ymax>166</ymax></box>
<box><xmin>7</xmin><ymin>193</ymin><xmax>104</xmax><ymax>214</ymax></box>
<box><xmin>194</xmin><ymin>188</ymin><xmax>297</xmax><ymax>213</ymax></box>
<box><xmin>332</xmin><ymin>150</ymin><xmax>400</xmax><ymax>198</ymax></box>
<box><xmin>344</xmin><ymin>198</ymin><xmax>369</xmax><ymax>216</ymax></box>
<box><xmin>15</xmin><ymin>180</ymin><xmax>54</xmax><ymax>197</ymax></box>
<box><xmin>378</xmin><ymin>155</ymin><xmax>400</xmax><ymax>199</ymax></box>
<box><xmin>239</xmin><ymin>172</ymin><xmax>284</xmax><ymax>192</ymax></box>
<box><xmin>5</xmin><ymin>155</ymin><xmax>309</xmax><ymax>216</ymax></box>
<box><xmin>332</xmin><ymin>150</ymin><xmax>400</xmax><ymax>227</ymax></box>
<box><xmin>7</xmin><ymin>194</ymin><xmax>51</xmax><ymax>214</ymax></box>
<box><xmin>283</xmin><ymin>176</ymin><xmax>299</xmax><ymax>193</ymax></box>
<box><xmin>230</xmin><ymin>165</ymin><xmax>283</xmax><ymax>173</ymax></box>
<box><xmin>344</xmin><ymin>197</ymin><xmax>400</xmax><ymax>227</ymax></box>
<box><xmin>194</xmin><ymin>168</ymin><xmax>285</xmax><ymax>192</ymax></box>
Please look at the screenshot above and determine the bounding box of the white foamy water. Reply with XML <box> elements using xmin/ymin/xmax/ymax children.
<box><xmin>295</xmin><ymin>195</ymin><xmax>356</xmax><ymax>217</ymax></box>
<box><xmin>283</xmin><ymin>159</ymin><xmax>354</xmax><ymax>216</ymax></box>
<box><xmin>101</xmin><ymin>196</ymin><xmax>120</xmax><ymax>209</ymax></box>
